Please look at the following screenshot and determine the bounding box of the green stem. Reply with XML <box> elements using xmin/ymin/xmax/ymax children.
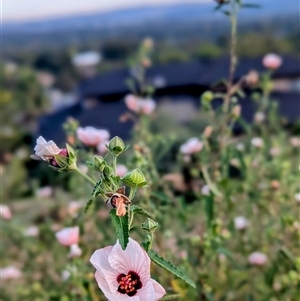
<box><xmin>128</xmin><ymin>186</ymin><xmax>138</xmax><ymax>228</ymax></box>
<box><xmin>112</xmin><ymin>156</ymin><xmax>117</xmax><ymax>176</ymax></box>
<box><xmin>75</xmin><ymin>168</ymin><xmax>96</xmax><ymax>186</ymax></box>
<box><xmin>201</xmin><ymin>166</ymin><xmax>223</xmax><ymax>198</ymax></box>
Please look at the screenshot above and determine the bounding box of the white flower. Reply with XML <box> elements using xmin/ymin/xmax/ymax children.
<box><xmin>295</xmin><ymin>193</ymin><xmax>300</xmax><ymax>203</ymax></box>
<box><xmin>236</xmin><ymin>143</ymin><xmax>245</xmax><ymax>151</ymax></box>
<box><xmin>36</xmin><ymin>186</ymin><xmax>53</xmax><ymax>198</ymax></box>
<box><xmin>201</xmin><ymin>185</ymin><xmax>210</xmax><ymax>196</ymax></box>
<box><xmin>33</xmin><ymin>136</ymin><xmax>62</xmax><ymax>161</ymax></box>
<box><xmin>68</xmin><ymin>244</ymin><xmax>82</xmax><ymax>258</ymax></box>
<box><xmin>254</xmin><ymin>112</ymin><xmax>265</xmax><ymax>123</ymax></box>
<box><xmin>23</xmin><ymin>226</ymin><xmax>39</xmax><ymax>237</ymax></box>
<box><xmin>180</xmin><ymin>138</ymin><xmax>203</xmax><ymax>154</ymax></box>
<box><xmin>269</xmin><ymin>147</ymin><xmax>281</xmax><ymax>157</ymax></box>
<box><xmin>234</xmin><ymin>216</ymin><xmax>249</xmax><ymax>230</ymax></box>
<box><xmin>251</xmin><ymin>137</ymin><xmax>264</xmax><ymax>148</ymax></box>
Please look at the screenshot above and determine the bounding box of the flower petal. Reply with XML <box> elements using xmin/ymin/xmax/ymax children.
<box><xmin>151</xmin><ymin>279</ymin><xmax>167</xmax><ymax>300</ymax></box>
<box><xmin>136</xmin><ymin>280</ymin><xmax>156</xmax><ymax>301</ymax></box>
<box><xmin>90</xmin><ymin>246</ymin><xmax>119</xmax><ymax>292</ymax></box>
<box><xmin>109</xmin><ymin>238</ymin><xmax>151</xmax><ymax>285</ymax></box>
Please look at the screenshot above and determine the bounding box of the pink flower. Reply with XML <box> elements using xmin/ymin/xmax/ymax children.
<box><xmin>180</xmin><ymin>138</ymin><xmax>203</xmax><ymax>154</ymax></box>
<box><xmin>290</xmin><ymin>137</ymin><xmax>300</xmax><ymax>148</ymax></box>
<box><xmin>262</xmin><ymin>53</ymin><xmax>282</xmax><ymax>70</ymax></box>
<box><xmin>254</xmin><ymin>112</ymin><xmax>265</xmax><ymax>123</ymax></box>
<box><xmin>0</xmin><ymin>204</ymin><xmax>12</xmax><ymax>220</ymax></box>
<box><xmin>295</xmin><ymin>193</ymin><xmax>300</xmax><ymax>203</ymax></box>
<box><xmin>67</xmin><ymin>201</ymin><xmax>83</xmax><ymax>217</ymax></box>
<box><xmin>0</xmin><ymin>266</ymin><xmax>22</xmax><ymax>280</ymax></box>
<box><xmin>248</xmin><ymin>252</ymin><xmax>268</xmax><ymax>266</ymax></box>
<box><xmin>90</xmin><ymin>238</ymin><xmax>166</xmax><ymax>301</ymax></box>
<box><xmin>140</xmin><ymin>99</ymin><xmax>156</xmax><ymax>115</ymax></box>
<box><xmin>23</xmin><ymin>226</ymin><xmax>39</xmax><ymax>237</ymax></box>
<box><xmin>68</xmin><ymin>244</ymin><xmax>82</xmax><ymax>258</ymax></box>
<box><xmin>33</xmin><ymin>136</ymin><xmax>62</xmax><ymax>161</ymax></box>
<box><xmin>269</xmin><ymin>147</ymin><xmax>281</xmax><ymax>157</ymax></box>
<box><xmin>56</xmin><ymin>226</ymin><xmax>79</xmax><ymax>247</ymax></box>
<box><xmin>201</xmin><ymin>185</ymin><xmax>210</xmax><ymax>196</ymax></box>
<box><xmin>97</xmin><ymin>142</ymin><xmax>109</xmax><ymax>154</ymax></box>
<box><xmin>124</xmin><ymin>94</ymin><xmax>156</xmax><ymax>115</ymax></box>
<box><xmin>36</xmin><ymin>186</ymin><xmax>53</xmax><ymax>198</ymax></box>
<box><xmin>234</xmin><ymin>216</ymin><xmax>249</xmax><ymax>230</ymax></box>
<box><xmin>116</xmin><ymin>165</ymin><xmax>128</xmax><ymax>177</ymax></box>
<box><xmin>77</xmin><ymin>126</ymin><xmax>110</xmax><ymax>147</ymax></box>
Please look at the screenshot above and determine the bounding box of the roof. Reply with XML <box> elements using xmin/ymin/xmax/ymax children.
<box><xmin>78</xmin><ymin>55</ymin><xmax>300</xmax><ymax>99</ymax></box>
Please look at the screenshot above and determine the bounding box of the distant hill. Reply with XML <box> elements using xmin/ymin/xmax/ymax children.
<box><xmin>3</xmin><ymin>0</ymin><xmax>298</xmax><ymax>34</ymax></box>
<box><xmin>2</xmin><ymin>0</ymin><xmax>298</xmax><ymax>55</ymax></box>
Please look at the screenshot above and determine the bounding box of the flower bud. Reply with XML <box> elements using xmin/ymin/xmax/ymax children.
<box><xmin>103</xmin><ymin>165</ymin><xmax>113</xmax><ymax>177</ymax></box>
<box><xmin>121</xmin><ymin>169</ymin><xmax>147</xmax><ymax>188</ymax></box>
<box><xmin>203</xmin><ymin>126</ymin><xmax>213</xmax><ymax>138</ymax></box>
<box><xmin>232</xmin><ymin>105</ymin><xmax>241</xmax><ymax>118</ymax></box>
<box><xmin>201</xmin><ymin>91</ymin><xmax>214</xmax><ymax>104</ymax></box>
<box><xmin>108</xmin><ymin>136</ymin><xmax>126</xmax><ymax>156</ymax></box>
<box><xmin>141</xmin><ymin>218</ymin><xmax>158</xmax><ymax>232</ymax></box>
<box><xmin>92</xmin><ymin>156</ymin><xmax>106</xmax><ymax>172</ymax></box>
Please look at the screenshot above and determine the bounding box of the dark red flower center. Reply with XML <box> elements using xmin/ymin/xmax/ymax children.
<box><xmin>50</xmin><ymin>148</ymin><xmax>68</xmax><ymax>167</ymax></box>
<box><xmin>117</xmin><ymin>271</ymin><xmax>142</xmax><ymax>296</ymax></box>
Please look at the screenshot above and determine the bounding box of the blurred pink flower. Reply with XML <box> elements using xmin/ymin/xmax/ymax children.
<box><xmin>234</xmin><ymin>216</ymin><xmax>249</xmax><ymax>230</ymax></box>
<box><xmin>116</xmin><ymin>164</ymin><xmax>128</xmax><ymax>177</ymax></box>
<box><xmin>180</xmin><ymin>138</ymin><xmax>203</xmax><ymax>154</ymax></box>
<box><xmin>295</xmin><ymin>193</ymin><xmax>300</xmax><ymax>203</ymax></box>
<box><xmin>0</xmin><ymin>204</ymin><xmax>12</xmax><ymax>220</ymax></box>
<box><xmin>251</xmin><ymin>137</ymin><xmax>264</xmax><ymax>148</ymax></box>
<box><xmin>125</xmin><ymin>94</ymin><xmax>156</xmax><ymax>115</ymax></box>
<box><xmin>97</xmin><ymin>142</ymin><xmax>109</xmax><ymax>154</ymax></box>
<box><xmin>290</xmin><ymin>137</ymin><xmax>300</xmax><ymax>148</ymax></box>
<box><xmin>248</xmin><ymin>252</ymin><xmax>268</xmax><ymax>266</ymax></box>
<box><xmin>68</xmin><ymin>244</ymin><xmax>82</xmax><ymax>258</ymax></box>
<box><xmin>140</xmin><ymin>98</ymin><xmax>156</xmax><ymax>115</ymax></box>
<box><xmin>77</xmin><ymin>126</ymin><xmax>110</xmax><ymax>147</ymax></box>
<box><xmin>269</xmin><ymin>147</ymin><xmax>281</xmax><ymax>157</ymax></box>
<box><xmin>90</xmin><ymin>238</ymin><xmax>166</xmax><ymax>300</ymax></box>
<box><xmin>262</xmin><ymin>53</ymin><xmax>282</xmax><ymax>70</ymax></box>
<box><xmin>0</xmin><ymin>266</ymin><xmax>22</xmax><ymax>280</ymax></box>
<box><xmin>254</xmin><ymin>112</ymin><xmax>265</xmax><ymax>123</ymax></box>
<box><xmin>23</xmin><ymin>226</ymin><xmax>39</xmax><ymax>237</ymax></box>
<box><xmin>67</xmin><ymin>201</ymin><xmax>83</xmax><ymax>217</ymax></box>
<box><xmin>36</xmin><ymin>186</ymin><xmax>53</xmax><ymax>198</ymax></box>
<box><xmin>56</xmin><ymin>226</ymin><xmax>79</xmax><ymax>247</ymax></box>
<box><xmin>33</xmin><ymin>136</ymin><xmax>62</xmax><ymax>161</ymax></box>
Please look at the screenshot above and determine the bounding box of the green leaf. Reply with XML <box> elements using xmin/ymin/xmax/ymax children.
<box><xmin>147</xmin><ymin>250</ymin><xmax>196</xmax><ymax>288</ymax></box>
<box><xmin>84</xmin><ymin>199</ymin><xmax>93</xmax><ymax>213</ymax></box>
<box><xmin>159</xmin><ymin>294</ymin><xmax>181</xmax><ymax>300</ymax></box>
<box><xmin>110</xmin><ymin>209</ymin><xmax>129</xmax><ymax>250</ymax></box>
<box><xmin>246</xmin><ymin>293</ymin><xmax>255</xmax><ymax>301</ymax></box>
<box><xmin>92</xmin><ymin>180</ymin><xmax>103</xmax><ymax>197</ymax></box>
<box><xmin>130</xmin><ymin>205</ymin><xmax>153</xmax><ymax>218</ymax></box>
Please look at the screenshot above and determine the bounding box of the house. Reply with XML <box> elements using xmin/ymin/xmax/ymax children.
<box><xmin>37</xmin><ymin>55</ymin><xmax>300</xmax><ymax>144</ymax></box>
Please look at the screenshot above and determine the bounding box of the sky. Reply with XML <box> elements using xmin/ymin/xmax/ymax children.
<box><xmin>3</xmin><ymin>0</ymin><xmax>210</xmax><ymax>22</ymax></box>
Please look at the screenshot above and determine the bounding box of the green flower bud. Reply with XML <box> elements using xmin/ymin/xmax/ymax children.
<box><xmin>121</xmin><ymin>169</ymin><xmax>147</xmax><ymax>188</ymax></box>
<box><xmin>141</xmin><ymin>218</ymin><xmax>158</xmax><ymax>232</ymax></box>
<box><xmin>103</xmin><ymin>165</ymin><xmax>113</xmax><ymax>177</ymax></box>
<box><xmin>201</xmin><ymin>91</ymin><xmax>214</xmax><ymax>103</ymax></box>
<box><xmin>108</xmin><ymin>136</ymin><xmax>126</xmax><ymax>156</ymax></box>
<box><xmin>92</xmin><ymin>156</ymin><xmax>106</xmax><ymax>172</ymax></box>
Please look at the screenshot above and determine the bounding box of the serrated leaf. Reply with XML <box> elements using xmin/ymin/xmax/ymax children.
<box><xmin>159</xmin><ymin>294</ymin><xmax>181</xmax><ymax>300</ymax></box>
<box><xmin>148</xmin><ymin>250</ymin><xmax>196</xmax><ymax>288</ymax></box>
<box><xmin>130</xmin><ymin>205</ymin><xmax>153</xmax><ymax>218</ymax></box>
<box><xmin>84</xmin><ymin>199</ymin><xmax>93</xmax><ymax>213</ymax></box>
<box><xmin>110</xmin><ymin>209</ymin><xmax>129</xmax><ymax>250</ymax></box>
